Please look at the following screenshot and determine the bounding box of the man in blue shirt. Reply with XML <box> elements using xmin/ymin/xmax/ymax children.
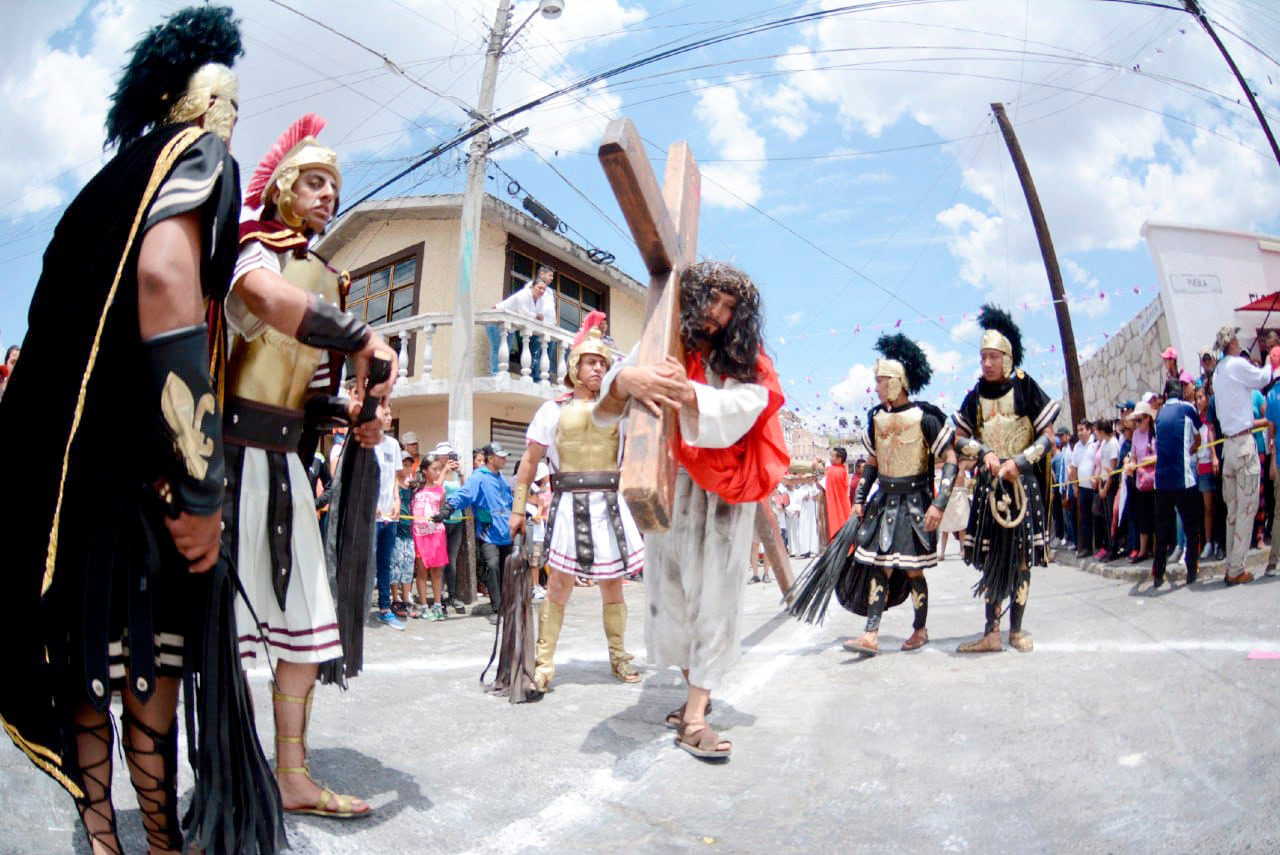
<box><xmin>438</xmin><ymin>443</ymin><xmax>514</xmax><ymax>624</ymax></box>
<box><xmin>1152</xmin><ymin>380</ymin><xmax>1202</xmax><ymax>588</ymax></box>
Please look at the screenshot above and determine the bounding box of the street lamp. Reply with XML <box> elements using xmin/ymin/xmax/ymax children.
<box><xmin>503</xmin><ymin>0</ymin><xmax>566</xmax><ymax>52</ymax></box>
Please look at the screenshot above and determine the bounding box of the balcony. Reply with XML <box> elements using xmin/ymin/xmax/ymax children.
<box><xmin>372</xmin><ymin>309</ymin><xmax>614</xmax><ymax>401</ymax></box>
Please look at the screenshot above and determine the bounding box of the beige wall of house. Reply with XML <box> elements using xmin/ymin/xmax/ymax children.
<box><xmin>319</xmin><ymin>195</ymin><xmax>646</xmax><ymax>384</ymax></box>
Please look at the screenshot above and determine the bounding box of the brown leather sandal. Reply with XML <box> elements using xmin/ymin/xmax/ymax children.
<box><xmin>901</xmin><ymin>629</ymin><xmax>929</xmax><ymax>651</ymax></box>
<box><xmin>675</xmin><ymin>722</ymin><xmax>732</xmax><ymax>759</ymax></box>
<box><xmin>664</xmin><ymin>700</ymin><xmax>712</xmax><ymax>729</ymax></box>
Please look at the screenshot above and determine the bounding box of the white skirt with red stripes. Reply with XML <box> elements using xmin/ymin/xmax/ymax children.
<box><xmin>234</xmin><ymin>448</ymin><xmax>342</xmax><ymax>665</ymax></box>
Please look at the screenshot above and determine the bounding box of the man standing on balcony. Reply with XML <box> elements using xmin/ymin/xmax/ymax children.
<box><xmin>487</xmin><ymin>264</ymin><xmax>558</xmax><ymax>381</ymax></box>
<box><xmin>594</xmin><ymin>261</ymin><xmax>789</xmax><ymax>761</ymax></box>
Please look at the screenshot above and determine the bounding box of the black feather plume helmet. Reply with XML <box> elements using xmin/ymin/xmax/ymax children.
<box><xmin>875</xmin><ymin>333</ymin><xmax>932</xmax><ymax>393</ymax></box>
<box><xmin>977</xmin><ymin>303</ymin><xmax>1024</xmax><ymax>368</ymax></box>
<box><xmin>105</xmin><ymin>6</ymin><xmax>243</xmax><ymax>149</ymax></box>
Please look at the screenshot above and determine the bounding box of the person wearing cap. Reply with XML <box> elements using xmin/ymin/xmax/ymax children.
<box><xmin>1050</xmin><ymin>426</ymin><xmax>1074</xmax><ymax>548</ymax></box>
<box><xmin>1199</xmin><ymin>348</ymin><xmax>1217</xmax><ymax>388</ymax></box>
<box><xmin>430</xmin><ymin>441</ymin><xmax>468</xmax><ymax>613</ymax></box>
<box><xmin>400</xmin><ymin>431</ymin><xmax>421</xmax><ymax>474</ymax></box>
<box><xmin>1161</xmin><ymin>346</ymin><xmax>1184</xmax><ymax>400</ymax></box>
<box><xmin>436</xmin><ymin>442</ymin><xmax>514</xmax><ymax>622</ymax></box>
<box><xmin>508</xmin><ymin>312</ymin><xmax>645</xmax><ymax>693</ymax></box>
<box><xmin>1124</xmin><ymin>401</ymin><xmax>1159</xmax><ymax>563</ymax></box>
<box><xmin>1212</xmin><ymin>324</ymin><xmax>1280</xmax><ymax>584</ymax></box>
<box><xmin>1151</xmin><ymin>375</ymin><xmax>1203</xmax><ymax>587</ymax></box>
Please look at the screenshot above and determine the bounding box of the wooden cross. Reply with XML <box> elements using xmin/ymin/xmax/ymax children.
<box><xmin>598</xmin><ymin>118</ymin><xmax>700</xmax><ymax>531</ymax></box>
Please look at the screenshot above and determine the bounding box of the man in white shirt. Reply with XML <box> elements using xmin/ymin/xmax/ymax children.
<box><xmin>1072</xmin><ymin>420</ymin><xmax>1098</xmax><ymax>558</ymax></box>
<box><xmin>1212</xmin><ymin>324</ymin><xmax>1278</xmax><ymax>584</ymax></box>
<box><xmin>373</xmin><ymin>404</ymin><xmax>406</xmax><ymax>628</ymax></box>
<box><xmin>487</xmin><ymin>265</ymin><xmax>559</xmax><ymax>381</ymax></box>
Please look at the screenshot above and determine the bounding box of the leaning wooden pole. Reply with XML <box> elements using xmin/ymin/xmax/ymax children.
<box><xmin>991</xmin><ymin>102</ymin><xmax>1085</xmax><ymax>427</ymax></box>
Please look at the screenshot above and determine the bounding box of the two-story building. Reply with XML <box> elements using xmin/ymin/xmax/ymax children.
<box><xmin>316</xmin><ymin>192</ymin><xmax>647</xmax><ymax>465</ymax></box>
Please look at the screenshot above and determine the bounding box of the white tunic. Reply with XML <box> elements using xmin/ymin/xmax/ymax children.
<box><xmin>791</xmin><ymin>483</ymin><xmax>821</xmax><ymax>556</ymax></box>
<box><xmin>597</xmin><ymin>351</ymin><xmax>768</xmax><ymax>690</ymax></box>
<box><xmin>227</xmin><ymin>238</ymin><xmax>342</xmax><ymax>665</ymax></box>
<box><xmin>525</xmin><ymin>399</ymin><xmax>644</xmax><ymax>579</ymax></box>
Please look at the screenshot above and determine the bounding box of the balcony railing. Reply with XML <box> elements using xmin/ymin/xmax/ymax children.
<box><xmin>372</xmin><ymin>309</ymin><xmax>617</xmax><ymax>398</ymax></box>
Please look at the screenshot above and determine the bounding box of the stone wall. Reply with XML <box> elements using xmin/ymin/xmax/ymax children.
<box><xmin>1067</xmin><ymin>296</ymin><xmax>1170</xmax><ymax>424</ymax></box>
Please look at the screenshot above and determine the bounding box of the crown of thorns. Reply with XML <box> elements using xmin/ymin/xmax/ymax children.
<box><xmin>682</xmin><ymin>261</ymin><xmax>760</xmax><ymax>311</ymax></box>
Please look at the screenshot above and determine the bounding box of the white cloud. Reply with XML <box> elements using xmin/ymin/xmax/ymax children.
<box><xmin>785</xmin><ymin>309</ymin><xmax>805</xmax><ymax>328</ymax></box>
<box><xmin>692</xmin><ymin>80</ymin><xmax>766</xmax><ymax>209</ymax></box>
<box><xmin>830</xmin><ymin>361</ymin><xmax>876</xmax><ymax>409</ymax></box>
<box><xmin>0</xmin><ymin>0</ymin><xmax>647</xmax><ymax>218</ymax></box>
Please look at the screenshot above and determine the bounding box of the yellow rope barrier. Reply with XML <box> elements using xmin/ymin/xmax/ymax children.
<box><xmin>1047</xmin><ymin>425</ymin><xmax>1265</xmax><ymax>490</ymax></box>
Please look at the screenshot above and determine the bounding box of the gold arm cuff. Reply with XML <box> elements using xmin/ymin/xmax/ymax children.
<box><xmin>512</xmin><ymin>483</ymin><xmax>530</xmax><ymax>513</ymax></box>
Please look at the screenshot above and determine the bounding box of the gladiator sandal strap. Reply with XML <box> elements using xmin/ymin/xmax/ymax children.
<box><xmin>71</xmin><ymin>716</ymin><xmax>121</xmax><ymax>855</ymax></box>
<box><xmin>120</xmin><ymin>711</ymin><xmax>183</xmax><ymax>854</ymax></box>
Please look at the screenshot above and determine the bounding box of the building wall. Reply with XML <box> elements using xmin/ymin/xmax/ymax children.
<box><xmin>1070</xmin><ymin>296</ymin><xmax>1171</xmax><ymax>422</ymax></box>
<box><xmin>1143</xmin><ymin>220</ymin><xmax>1280</xmax><ymax>360</ymax></box>
<box><xmin>325</xmin><ymin>209</ymin><xmax>645</xmax><ymax>383</ymax></box>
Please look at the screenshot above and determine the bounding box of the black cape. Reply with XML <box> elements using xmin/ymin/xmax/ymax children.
<box><xmin>0</xmin><ymin>124</ymin><xmax>287</xmax><ymax>855</ymax></box>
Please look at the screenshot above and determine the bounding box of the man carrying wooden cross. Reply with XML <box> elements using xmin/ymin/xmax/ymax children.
<box><xmin>594</xmin><ymin>261</ymin><xmax>789</xmax><ymax>760</ymax></box>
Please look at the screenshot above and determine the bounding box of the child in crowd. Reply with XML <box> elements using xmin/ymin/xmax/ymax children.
<box><xmin>412</xmin><ymin>454</ymin><xmax>450</xmax><ymax>620</ymax></box>
<box><xmin>391</xmin><ymin>449</ymin><xmax>418</xmax><ymax>617</ymax></box>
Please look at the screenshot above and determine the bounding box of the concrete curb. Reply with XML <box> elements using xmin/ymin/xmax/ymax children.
<box><xmin>1051</xmin><ymin>543</ymin><xmax>1273</xmax><ymax>583</ymax></box>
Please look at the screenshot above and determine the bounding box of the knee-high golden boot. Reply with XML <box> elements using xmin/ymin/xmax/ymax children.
<box><xmin>602</xmin><ymin>602</ymin><xmax>640</xmax><ymax>683</ymax></box>
<box><xmin>533</xmin><ymin>599</ymin><xmax>565</xmax><ymax>691</ymax></box>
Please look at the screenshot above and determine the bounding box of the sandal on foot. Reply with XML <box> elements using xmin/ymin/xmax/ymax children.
<box><xmin>901</xmin><ymin>630</ymin><xmax>929</xmax><ymax>651</ymax></box>
<box><xmin>1008</xmin><ymin>631</ymin><xmax>1034</xmax><ymax>652</ymax></box>
<box><xmin>664</xmin><ymin>701</ymin><xmax>712</xmax><ymax>729</ymax></box>
<box><xmin>956</xmin><ymin>632</ymin><xmax>1003</xmax><ymax>653</ymax></box>
<box><xmin>675</xmin><ymin>722</ymin><xmax>731</xmax><ymax>760</ymax></box>
<box><xmin>842</xmin><ymin>638</ymin><xmax>879</xmax><ymax>657</ymax></box>
<box><xmin>281</xmin><ymin>776</ymin><xmax>372</xmax><ymax>819</ymax></box>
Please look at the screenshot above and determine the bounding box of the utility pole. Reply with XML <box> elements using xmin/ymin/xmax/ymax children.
<box><xmin>447</xmin><ymin>0</ymin><xmax>512</xmax><ymax>472</ymax></box>
<box><xmin>990</xmin><ymin>102</ymin><xmax>1085</xmax><ymax>426</ymax></box>
<box><xmin>1183</xmin><ymin>0</ymin><xmax>1280</xmax><ymax>172</ymax></box>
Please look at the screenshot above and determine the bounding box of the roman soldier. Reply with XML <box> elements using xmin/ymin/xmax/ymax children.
<box><xmin>0</xmin><ymin>7</ymin><xmax>287</xmax><ymax>853</ymax></box>
<box><xmin>508</xmin><ymin>311</ymin><xmax>645</xmax><ymax>693</ymax></box>
<box><xmin>788</xmin><ymin>334</ymin><xmax>958</xmax><ymax>657</ymax></box>
<box><xmin>953</xmin><ymin>304</ymin><xmax>1059</xmax><ymax>653</ymax></box>
<box><xmin>225</xmin><ymin>114</ymin><xmax>397</xmax><ymax>818</ymax></box>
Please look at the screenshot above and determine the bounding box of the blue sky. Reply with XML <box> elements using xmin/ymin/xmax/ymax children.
<box><xmin>4</xmin><ymin>0</ymin><xmax>1280</xmax><ymax>431</ymax></box>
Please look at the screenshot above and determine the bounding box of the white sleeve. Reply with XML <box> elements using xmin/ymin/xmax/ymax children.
<box><xmin>494</xmin><ymin>289</ymin><xmax>521</xmax><ymax>312</ymax></box>
<box><xmin>226</xmin><ymin>242</ymin><xmax>280</xmax><ymax>340</ymax></box>
<box><xmin>1227</xmin><ymin>357</ymin><xmax>1275</xmax><ymax>389</ymax></box>
<box><xmin>527</xmin><ymin>401</ymin><xmax>559</xmax><ymax>449</ymax></box>
<box><xmin>594</xmin><ymin>346</ymin><xmax>638</xmax><ymax>427</ymax></box>
<box><xmin>678</xmin><ymin>377</ymin><xmax>769</xmax><ymax>449</ymax></box>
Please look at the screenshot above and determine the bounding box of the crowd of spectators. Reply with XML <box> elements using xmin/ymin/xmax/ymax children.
<box><xmin>1049</xmin><ymin>326</ymin><xmax>1280</xmax><ymax>586</ymax></box>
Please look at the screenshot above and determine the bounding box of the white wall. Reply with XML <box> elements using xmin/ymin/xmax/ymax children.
<box><xmin>1142</xmin><ymin>221</ymin><xmax>1280</xmax><ymax>359</ymax></box>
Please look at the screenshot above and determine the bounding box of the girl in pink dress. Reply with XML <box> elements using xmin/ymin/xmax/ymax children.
<box><xmin>412</xmin><ymin>456</ymin><xmax>450</xmax><ymax>620</ymax></box>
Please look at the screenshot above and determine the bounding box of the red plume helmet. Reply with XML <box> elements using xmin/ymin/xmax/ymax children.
<box><xmin>566</xmin><ymin>310</ymin><xmax>611</xmax><ymax>389</ymax></box>
<box><xmin>245</xmin><ymin>112</ymin><xmax>328</xmax><ymax>210</ymax></box>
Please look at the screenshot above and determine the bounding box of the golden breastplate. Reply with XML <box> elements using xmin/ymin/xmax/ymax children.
<box><xmin>227</xmin><ymin>251</ymin><xmax>339</xmax><ymax>411</ymax></box>
<box><xmin>979</xmin><ymin>388</ymin><xmax>1033</xmax><ymax>459</ymax></box>
<box><xmin>873</xmin><ymin>407</ymin><xmax>928</xmax><ymax>477</ymax></box>
<box><xmin>556</xmin><ymin>399</ymin><xmax>619</xmax><ymax>472</ymax></box>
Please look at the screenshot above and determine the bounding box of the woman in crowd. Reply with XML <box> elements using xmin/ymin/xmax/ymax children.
<box><xmin>1126</xmin><ymin>403</ymin><xmax>1157</xmax><ymax>562</ymax></box>
<box><xmin>391</xmin><ymin>451</ymin><xmax>418</xmax><ymax>617</ymax></box>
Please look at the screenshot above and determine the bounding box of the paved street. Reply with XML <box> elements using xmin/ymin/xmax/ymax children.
<box><xmin>3</xmin><ymin>554</ymin><xmax>1279</xmax><ymax>854</ymax></box>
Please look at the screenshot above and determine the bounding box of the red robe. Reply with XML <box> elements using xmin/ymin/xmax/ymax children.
<box><xmin>676</xmin><ymin>349</ymin><xmax>790</xmax><ymax>504</ymax></box>
<box><xmin>824</xmin><ymin>464</ymin><xmax>852</xmax><ymax>542</ymax></box>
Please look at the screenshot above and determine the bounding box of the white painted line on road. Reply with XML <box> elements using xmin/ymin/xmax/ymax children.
<box><xmin>1035</xmin><ymin>640</ymin><xmax>1278</xmax><ymax>653</ymax></box>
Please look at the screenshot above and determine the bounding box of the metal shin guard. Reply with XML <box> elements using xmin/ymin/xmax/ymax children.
<box><xmin>602</xmin><ymin>603</ymin><xmax>639</xmax><ymax>683</ymax></box>
<box><xmin>533</xmin><ymin>599</ymin><xmax>565</xmax><ymax>691</ymax></box>
<box><xmin>908</xmin><ymin>574</ymin><xmax>928</xmax><ymax>630</ymax></box>
<box><xmin>1009</xmin><ymin>568</ymin><xmax>1030</xmax><ymax>632</ymax></box>
<box><xmin>865</xmin><ymin>567</ymin><xmax>888</xmax><ymax>632</ymax></box>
